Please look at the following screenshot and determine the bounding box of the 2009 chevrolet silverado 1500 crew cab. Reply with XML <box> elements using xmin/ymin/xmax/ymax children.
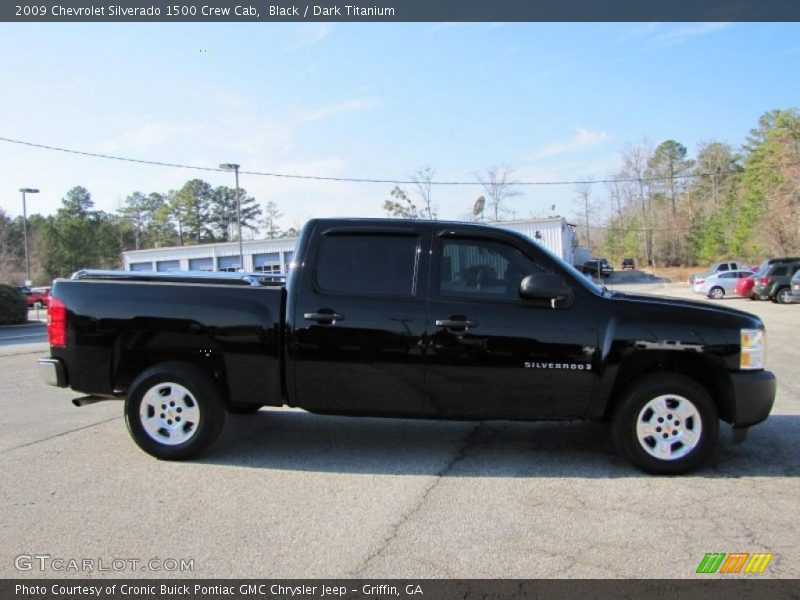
<box><xmin>38</xmin><ymin>218</ymin><xmax>777</xmax><ymax>474</ymax></box>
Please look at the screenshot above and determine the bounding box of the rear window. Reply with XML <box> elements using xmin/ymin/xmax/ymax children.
<box><xmin>315</xmin><ymin>234</ymin><xmax>418</xmax><ymax>295</ymax></box>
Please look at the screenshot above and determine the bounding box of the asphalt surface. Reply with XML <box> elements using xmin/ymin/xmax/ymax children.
<box><xmin>1</xmin><ymin>283</ymin><xmax>798</xmax><ymax>579</ymax></box>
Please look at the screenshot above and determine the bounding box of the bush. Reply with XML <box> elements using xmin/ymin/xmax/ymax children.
<box><xmin>0</xmin><ymin>284</ymin><xmax>28</xmax><ymax>325</ymax></box>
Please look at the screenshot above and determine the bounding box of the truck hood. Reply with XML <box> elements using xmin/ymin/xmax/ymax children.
<box><xmin>610</xmin><ymin>291</ymin><xmax>763</xmax><ymax>329</ymax></box>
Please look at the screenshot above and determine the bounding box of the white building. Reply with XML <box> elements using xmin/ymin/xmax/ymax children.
<box><xmin>121</xmin><ymin>217</ymin><xmax>584</xmax><ymax>273</ymax></box>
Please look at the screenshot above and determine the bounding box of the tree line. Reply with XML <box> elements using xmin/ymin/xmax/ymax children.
<box><xmin>0</xmin><ymin>179</ymin><xmax>294</xmax><ymax>285</ymax></box>
<box><xmin>574</xmin><ymin>108</ymin><xmax>800</xmax><ymax>266</ymax></box>
<box><xmin>383</xmin><ymin>108</ymin><xmax>799</xmax><ymax>268</ymax></box>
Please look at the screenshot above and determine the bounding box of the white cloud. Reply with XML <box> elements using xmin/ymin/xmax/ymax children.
<box><xmin>284</xmin><ymin>23</ymin><xmax>334</xmax><ymax>52</ymax></box>
<box><xmin>100</xmin><ymin>122</ymin><xmax>193</xmax><ymax>153</ymax></box>
<box><xmin>651</xmin><ymin>23</ymin><xmax>731</xmax><ymax>46</ymax></box>
<box><xmin>530</xmin><ymin>127</ymin><xmax>611</xmax><ymax>160</ymax></box>
<box><xmin>295</xmin><ymin>98</ymin><xmax>377</xmax><ymax>122</ymax></box>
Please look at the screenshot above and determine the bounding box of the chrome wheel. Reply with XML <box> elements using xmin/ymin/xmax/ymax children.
<box><xmin>709</xmin><ymin>287</ymin><xmax>724</xmax><ymax>299</ymax></box>
<box><xmin>138</xmin><ymin>382</ymin><xmax>200</xmax><ymax>446</ymax></box>
<box><xmin>635</xmin><ymin>394</ymin><xmax>702</xmax><ymax>461</ymax></box>
<box><xmin>777</xmin><ymin>288</ymin><xmax>792</xmax><ymax>304</ymax></box>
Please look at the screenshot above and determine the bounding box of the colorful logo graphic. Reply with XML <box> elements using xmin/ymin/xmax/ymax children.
<box><xmin>696</xmin><ymin>552</ymin><xmax>774</xmax><ymax>574</ymax></box>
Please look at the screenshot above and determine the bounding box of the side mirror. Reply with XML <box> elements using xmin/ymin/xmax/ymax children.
<box><xmin>520</xmin><ymin>273</ymin><xmax>573</xmax><ymax>304</ymax></box>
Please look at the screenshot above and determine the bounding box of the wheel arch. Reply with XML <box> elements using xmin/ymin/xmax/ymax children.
<box><xmin>112</xmin><ymin>333</ymin><xmax>229</xmax><ymax>401</ymax></box>
<box><xmin>602</xmin><ymin>350</ymin><xmax>735</xmax><ymax>423</ymax></box>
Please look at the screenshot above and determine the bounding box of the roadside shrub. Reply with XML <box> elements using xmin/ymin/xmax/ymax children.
<box><xmin>0</xmin><ymin>284</ymin><xmax>27</xmax><ymax>325</ymax></box>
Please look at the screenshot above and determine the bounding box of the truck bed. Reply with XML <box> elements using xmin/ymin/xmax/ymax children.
<box><xmin>50</xmin><ymin>275</ymin><xmax>286</xmax><ymax>406</ymax></box>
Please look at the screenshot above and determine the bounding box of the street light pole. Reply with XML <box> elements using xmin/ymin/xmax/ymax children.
<box><xmin>19</xmin><ymin>188</ymin><xmax>39</xmax><ymax>285</ymax></box>
<box><xmin>219</xmin><ymin>163</ymin><xmax>244</xmax><ymax>271</ymax></box>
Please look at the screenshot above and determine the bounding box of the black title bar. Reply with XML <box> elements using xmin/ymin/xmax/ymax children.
<box><xmin>5</xmin><ymin>580</ymin><xmax>800</xmax><ymax>600</ymax></box>
<box><xmin>4</xmin><ymin>0</ymin><xmax>800</xmax><ymax>22</ymax></box>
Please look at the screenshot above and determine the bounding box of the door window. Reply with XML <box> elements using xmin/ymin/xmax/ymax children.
<box><xmin>315</xmin><ymin>234</ymin><xmax>419</xmax><ymax>296</ymax></box>
<box><xmin>439</xmin><ymin>238</ymin><xmax>542</xmax><ymax>299</ymax></box>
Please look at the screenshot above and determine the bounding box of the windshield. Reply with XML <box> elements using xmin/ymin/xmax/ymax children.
<box><xmin>533</xmin><ymin>241</ymin><xmax>605</xmax><ymax>294</ymax></box>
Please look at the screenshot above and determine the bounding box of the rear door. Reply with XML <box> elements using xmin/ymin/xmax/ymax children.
<box><xmin>290</xmin><ymin>223</ymin><xmax>430</xmax><ymax>416</ymax></box>
<box><xmin>425</xmin><ymin>229</ymin><xmax>599</xmax><ymax>420</ymax></box>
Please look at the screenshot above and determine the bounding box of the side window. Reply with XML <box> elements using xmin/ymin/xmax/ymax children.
<box><xmin>439</xmin><ymin>238</ymin><xmax>543</xmax><ymax>299</ymax></box>
<box><xmin>718</xmin><ymin>264</ymin><xmax>730</xmax><ymax>272</ymax></box>
<box><xmin>316</xmin><ymin>234</ymin><xmax>418</xmax><ymax>296</ymax></box>
<box><xmin>772</xmin><ymin>266</ymin><xmax>788</xmax><ymax>277</ymax></box>
<box><xmin>720</xmin><ymin>272</ymin><xmax>735</xmax><ymax>279</ymax></box>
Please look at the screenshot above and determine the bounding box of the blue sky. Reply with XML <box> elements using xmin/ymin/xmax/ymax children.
<box><xmin>1</xmin><ymin>22</ymin><xmax>798</xmax><ymax>230</ymax></box>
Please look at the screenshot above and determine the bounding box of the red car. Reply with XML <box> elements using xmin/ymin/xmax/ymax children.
<box><xmin>22</xmin><ymin>286</ymin><xmax>51</xmax><ymax>308</ymax></box>
<box><xmin>735</xmin><ymin>274</ymin><xmax>756</xmax><ymax>298</ymax></box>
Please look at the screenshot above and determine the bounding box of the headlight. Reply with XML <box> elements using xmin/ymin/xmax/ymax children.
<box><xmin>740</xmin><ymin>328</ymin><xmax>765</xmax><ymax>370</ymax></box>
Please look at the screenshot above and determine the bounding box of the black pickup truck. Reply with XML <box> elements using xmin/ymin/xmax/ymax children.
<box><xmin>38</xmin><ymin>218</ymin><xmax>776</xmax><ymax>474</ymax></box>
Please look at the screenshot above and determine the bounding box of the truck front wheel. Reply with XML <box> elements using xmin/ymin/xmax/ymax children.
<box><xmin>125</xmin><ymin>362</ymin><xmax>226</xmax><ymax>460</ymax></box>
<box><xmin>611</xmin><ymin>373</ymin><xmax>718</xmax><ymax>474</ymax></box>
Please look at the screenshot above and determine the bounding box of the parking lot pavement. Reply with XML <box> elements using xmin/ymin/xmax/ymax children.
<box><xmin>1</xmin><ymin>288</ymin><xmax>798</xmax><ymax>579</ymax></box>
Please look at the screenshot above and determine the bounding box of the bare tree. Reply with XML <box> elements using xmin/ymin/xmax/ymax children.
<box><xmin>411</xmin><ymin>166</ymin><xmax>437</xmax><ymax>220</ymax></box>
<box><xmin>383</xmin><ymin>186</ymin><xmax>421</xmax><ymax>219</ymax></box>
<box><xmin>620</xmin><ymin>142</ymin><xmax>654</xmax><ymax>265</ymax></box>
<box><xmin>262</xmin><ymin>201</ymin><xmax>283</xmax><ymax>239</ymax></box>
<box><xmin>573</xmin><ymin>180</ymin><xmax>594</xmax><ymax>250</ymax></box>
<box><xmin>476</xmin><ymin>165</ymin><xmax>521</xmax><ymax>221</ymax></box>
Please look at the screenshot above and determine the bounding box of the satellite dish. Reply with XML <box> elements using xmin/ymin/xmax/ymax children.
<box><xmin>473</xmin><ymin>196</ymin><xmax>486</xmax><ymax>217</ymax></box>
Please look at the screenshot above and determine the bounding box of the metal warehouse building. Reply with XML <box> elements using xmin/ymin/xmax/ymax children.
<box><xmin>121</xmin><ymin>217</ymin><xmax>584</xmax><ymax>273</ymax></box>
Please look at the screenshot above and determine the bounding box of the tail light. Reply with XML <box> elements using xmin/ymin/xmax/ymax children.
<box><xmin>47</xmin><ymin>298</ymin><xmax>67</xmax><ymax>347</ymax></box>
<box><xmin>759</xmin><ymin>276</ymin><xmax>771</xmax><ymax>285</ymax></box>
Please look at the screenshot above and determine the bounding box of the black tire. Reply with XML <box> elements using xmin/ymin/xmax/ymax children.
<box><xmin>226</xmin><ymin>403</ymin><xmax>263</xmax><ymax>415</ymax></box>
<box><xmin>125</xmin><ymin>362</ymin><xmax>226</xmax><ymax>460</ymax></box>
<box><xmin>776</xmin><ymin>287</ymin><xmax>792</xmax><ymax>305</ymax></box>
<box><xmin>611</xmin><ymin>373</ymin><xmax>718</xmax><ymax>475</ymax></box>
<box><xmin>708</xmin><ymin>286</ymin><xmax>724</xmax><ymax>300</ymax></box>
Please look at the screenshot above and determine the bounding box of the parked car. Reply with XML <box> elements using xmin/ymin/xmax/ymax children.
<box><xmin>790</xmin><ymin>270</ymin><xmax>800</xmax><ymax>303</ymax></box>
<box><xmin>688</xmin><ymin>261</ymin><xmax>740</xmax><ymax>284</ymax></box>
<box><xmin>27</xmin><ymin>287</ymin><xmax>51</xmax><ymax>308</ymax></box>
<box><xmin>735</xmin><ymin>272</ymin><xmax>758</xmax><ymax>299</ymax></box>
<box><xmin>38</xmin><ymin>218</ymin><xmax>776</xmax><ymax>475</ymax></box>
<box><xmin>581</xmin><ymin>258</ymin><xmax>613</xmax><ymax>278</ymax></box>
<box><xmin>621</xmin><ymin>258</ymin><xmax>635</xmax><ymax>270</ymax></box>
<box><xmin>738</xmin><ymin>259</ymin><xmax>800</xmax><ymax>300</ymax></box>
<box><xmin>753</xmin><ymin>261</ymin><xmax>800</xmax><ymax>304</ymax></box>
<box><xmin>17</xmin><ymin>286</ymin><xmax>51</xmax><ymax>308</ymax></box>
<box><xmin>693</xmin><ymin>270</ymin><xmax>754</xmax><ymax>299</ymax></box>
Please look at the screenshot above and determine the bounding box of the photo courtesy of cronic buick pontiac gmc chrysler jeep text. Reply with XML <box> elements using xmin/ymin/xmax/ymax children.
<box><xmin>38</xmin><ymin>219</ymin><xmax>776</xmax><ymax>474</ymax></box>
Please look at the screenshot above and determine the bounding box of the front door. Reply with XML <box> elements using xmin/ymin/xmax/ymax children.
<box><xmin>426</xmin><ymin>232</ymin><xmax>599</xmax><ymax>420</ymax></box>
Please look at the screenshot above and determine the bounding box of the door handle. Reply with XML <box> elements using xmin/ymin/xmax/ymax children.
<box><xmin>435</xmin><ymin>318</ymin><xmax>477</xmax><ymax>330</ymax></box>
<box><xmin>304</xmin><ymin>311</ymin><xmax>345</xmax><ymax>324</ymax></box>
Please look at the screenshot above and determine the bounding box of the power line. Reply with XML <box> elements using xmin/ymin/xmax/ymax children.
<box><xmin>2</xmin><ymin>134</ymin><xmax>786</xmax><ymax>187</ymax></box>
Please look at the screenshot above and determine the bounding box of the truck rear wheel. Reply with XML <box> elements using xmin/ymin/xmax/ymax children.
<box><xmin>125</xmin><ymin>362</ymin><xmax>226</xmax><ymax>460</ymax></box>
<box><xmin>611</xmin><ymin>373</ymin><xmax>718</xmax><ymax>474</ymax></box>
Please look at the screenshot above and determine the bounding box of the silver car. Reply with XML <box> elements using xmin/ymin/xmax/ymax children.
<box><xmin>693</xmin><ymin>270</ymin><xmax>754</xmax><ymax>299</ymax></box>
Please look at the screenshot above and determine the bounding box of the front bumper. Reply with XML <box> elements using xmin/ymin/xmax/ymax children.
<box><xmin>38</xmin><ymin>357</ymin><xmax>68</xmax><ymax>388</ymax></box>
<box><xmin>728</xmin><ymin>370</ymin><xmax>776</xmax><ymax>428</ymax></box>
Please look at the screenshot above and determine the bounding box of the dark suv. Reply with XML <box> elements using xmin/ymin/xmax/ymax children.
<box><xmin>581</xmin><ymin>258</ymin><xmax>613</xmax><ymax>278</ymax></box>
<box><xmin>753</xmin><ymin>261</ymin><xmax>800</xmax><ymax>304</ymax></box>
<box><xmin>621</xmin><ymin>258</ymin><xmax>635</xmax><ymax>270</ymax></box>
